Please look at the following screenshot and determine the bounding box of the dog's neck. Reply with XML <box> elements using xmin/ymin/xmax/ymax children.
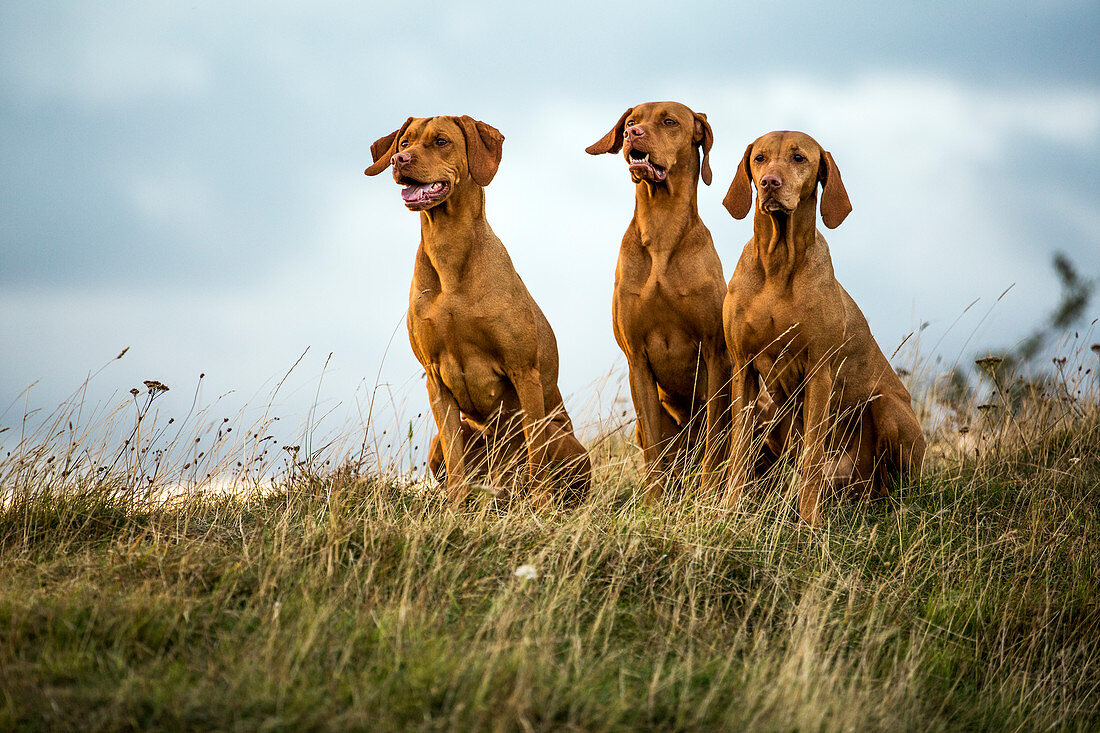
<box><xmin>752</xmin><ymin>192</ymin><xmax>819</xmax><ymax>280</ymax></box>
<box><xmin>417</xmin><ymin>180</ymin><xmax>493</xmax><ymax>291</ymax></box>
<box><xmin>632</xmin><ymin>151</ymin><xmax>701</xmax><ymax>250</ymax></box>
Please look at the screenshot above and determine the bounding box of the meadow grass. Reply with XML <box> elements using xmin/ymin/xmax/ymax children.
<box><xmin>1</xmin><ymin>361</ymin><xmax>1099</xmax><ymax>731</ymax></box>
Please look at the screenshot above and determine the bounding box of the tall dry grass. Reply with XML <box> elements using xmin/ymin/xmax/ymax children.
<box><xmin>0</xmin><ymin>338</ymin><xmax>1098</xmax><ymax>731</ymax></box>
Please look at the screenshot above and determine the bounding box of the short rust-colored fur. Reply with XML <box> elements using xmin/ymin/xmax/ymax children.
<box><xmin>721</xmin><ymin>131</ymin><xmax>925</xmax><ymax>525</ymax></box>
<box><xmin>366</xmin><ymin>115</ymin><xmax>591</xmax><ymax>505</ymax></box>
<box><xmin>587</xmin><ymin>102</ymin><xmax>730</xmax><ymax>498</ymax></box>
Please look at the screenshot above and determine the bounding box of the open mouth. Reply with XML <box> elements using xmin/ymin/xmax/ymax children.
<box><xmin>626</xmin><ymin>148</ymin><xmax>667</xmax><ymax>181</ymax></box>
<box><xmin>398</xmin><ymin>177</ymin><xmax>450</xmax><ymax>210</ymax></box>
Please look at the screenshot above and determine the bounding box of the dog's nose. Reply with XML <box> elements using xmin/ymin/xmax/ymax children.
<box><xmin>626</xmin><ymin>125</ymin><xmax>645</xmax><ymax>139</ymax></box>
<box><xmin>391</xmin><ymin>151</ymin><xmax>411</xmax><ymax>166</ymax></box>
<box><xmin>760</xmin><ymin>174</ymin><xmax>782</xmax><ymax>190</ymax></box>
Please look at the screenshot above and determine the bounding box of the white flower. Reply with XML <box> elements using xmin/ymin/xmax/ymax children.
<box><xmin>513</xmin><ymin>564</ymin><xmax>538</xmax><ymax>581</ymax></box>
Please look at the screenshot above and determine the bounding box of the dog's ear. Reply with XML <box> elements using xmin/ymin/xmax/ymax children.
<box><xmin>693</xmin><ymin>112</ymin><xmax>715</xmax><ymax>186</ymax></box>
<box><xmin>585</xmin><ymin>107</ymin><xmax>634</xmax><ymax>155</ymax></box>
<box><xmin>722</xmin><ymin>143</ymin><xmax>755</xmax><ymax>219</ymax></box>
<box><xmin>818</xmin><ymin>150</ymin><xmax>851</xmax><ymax>229</ymax></box>
<box><xmin>456</xmin><ymin>116</ymin><xmax>505</xmax><ymax>187</ymax></box>
<box><xmin>364</xmin><ymin>117</ymin><xmax>414</xmax><ymax>176</ymax></box>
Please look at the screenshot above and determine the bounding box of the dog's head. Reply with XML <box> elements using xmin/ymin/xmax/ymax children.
<box><xmin>722</xmin><ymin>131</ymin><xmax>851</xmax><ymax>229</ymax></box>
<box><xmin>364</xmin><ymin>116</ymin><xmax>504</xmax><ymax>211</ymax></box>
<box><xmin>586</xmin><ymin>102</ymin><xmax>714</xmax><ymax>186</ymax></box>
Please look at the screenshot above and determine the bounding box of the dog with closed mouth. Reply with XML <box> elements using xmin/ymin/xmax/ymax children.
<box><xmin>587</xmin><ymin>102</ymin><xmax>731</xmax><ymax>499</ymax></box>
<box><xmin>365</xmin><ymin>115</ymin><xmax>592</xmax><ymax>505</ymax></box>
<box><xmin>720</xmin><ymin>130</ymin><xmax>925</xmax><ymax>526</ymax></box>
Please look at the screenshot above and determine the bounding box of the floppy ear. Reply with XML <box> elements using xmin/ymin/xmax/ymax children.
<box><xmin>456</xmin><ymin>116</ymin><xmax>505</xmax><ymax>187</ymax></box>
<box><xmin>693</xmin><ymin>112</ymin><xmax>715</xmax><ymax>186</ymax></box>
<box><xmin>818</xmin><ymin>150</ymin><xmax>852</xmax><ymax>228</ymax></box>
<box><xmin>585</xmin><ymin>107</ymin><xmax>634</xmax><ymax>155</ymax></box>
<box><xmin>364</xmin><ymin>117</ymin><xmax>413</xmax><ymax>176</ymax></box>
<box><xmin>722</xmin><ymin>143</ymin><xmax>755</xmax><ymax>219</ymax></box>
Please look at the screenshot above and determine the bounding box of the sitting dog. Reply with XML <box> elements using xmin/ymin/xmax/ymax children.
<box><xmin>720</xmin><ymin>130</ymin><xmax>925</xmax><ymax>525</ymax></box>
<box><xmin>365</xmin><ymin>115</ymin><xmax>591</xmax><ymax>504</ymax></box>
<box><xmin>586</xmin><ymin>102</ymin><xmax>730</xmax><ymax>499</ymax></box>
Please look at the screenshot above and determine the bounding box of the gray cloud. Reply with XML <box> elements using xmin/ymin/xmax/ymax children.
<box><xmin>1</xmin><ymin>1</ymin><xmax>1098</xmax><ymax>435</ymax></box>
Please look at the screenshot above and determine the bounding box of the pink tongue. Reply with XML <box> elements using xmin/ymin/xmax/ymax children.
<box><xmin>401</xmin><ymin>184</ymin><xmax>429</xmax><ymax>202</ymax></box>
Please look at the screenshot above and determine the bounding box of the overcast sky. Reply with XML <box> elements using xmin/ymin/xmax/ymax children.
<box><xmin>2</xmin><ymin>2</ymin><xmax>1098</xmax><ymax>451</ymax></box>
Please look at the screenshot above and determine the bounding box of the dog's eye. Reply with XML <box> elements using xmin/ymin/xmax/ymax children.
<box><xmin>435</xmin><ymin>137</ymin><xmax>449</xmax><ymax>147</ymax></box>
<box><xmin>662</xmin><ymin>118</ymin><xmax>677</xmax><ymax>126</ymax></box>
<box><xmin>793</xmin><ymin>153</ymin><xmax>806</xmax><ymax>163</ymax></box>
<box><xmin>753</xmin><ymin>154</ymin><xmax>765</xmax><ymax>163</ymax></box>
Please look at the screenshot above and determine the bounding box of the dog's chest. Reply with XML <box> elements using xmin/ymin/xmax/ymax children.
<box><xmin>729</xmin><ymin>286</ymin><xmax>807</xmax><ymax>360</ymax></box>
<box><xmin>410</xmin><ymin>292</ymin><xmax>449</xmax><ymax>354</ymax></box>
<box><xmin>617</xmin><ymin>251</ymin><xmax>718</xmax><ymax>333</ymax></box>
<box><xmin>729</xmin><ymin>282</ymin><xmax>828</xmax><ymax>399</ymax></box>
<box><xmin>409</xmin><ymin>290</ymin><xmax>513</xmax><ymax>418</ymax></box>
<box><xmin>634</xmin><ymin>250</ymin><xmax>699</xmax><ymax>300</ymax></box>
<box><xmin>410</xmin><ymin>290</ymin><xmax>488</xmax><ymax>355</ymax></box>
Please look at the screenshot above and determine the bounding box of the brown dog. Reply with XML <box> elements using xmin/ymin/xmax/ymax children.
<box><xmin>587</xmin><ymin>102</ymin><xmax>730</xmax><ymax>499</ymax></box>
<box><xmin>720</xmin><ymin>130</ymin><xmax>925</xmax><ymax>525</ymax></box>
<box><xmin>365</xmin><ymin>115</ymin><xmax>592</xmax><ymax>504</ymax></box>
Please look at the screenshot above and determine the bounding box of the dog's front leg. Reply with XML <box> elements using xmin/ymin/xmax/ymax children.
<box><xmin>627</xmin><ymin>359</ymin><xmax>668</xmax><ymax>501</ymax></box>
<box><xmin>510</xmin><ymin>367</ymin><xmax>552</xmax><ymax>503</ymax></box>
<box><xmin>701</xmin><ymin>349</ymin><xmax>732</xmax><ymax>496</ymax></box>
<box><xmin>722</xmin><ymin>361</ymin><xmax>760</xmax><ymax>509</ymax></box>
<box><xmin>425</xmin><ymin>368</ymin><xmax>470</xmax><ymax>506</ymax></box>
<box><xmin>798</xmin><ymin>364</ymin><xmax>834</xmax><ymax>527</ymax></box>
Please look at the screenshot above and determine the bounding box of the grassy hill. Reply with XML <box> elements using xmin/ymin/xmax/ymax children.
<box><xmin>1</xmin><ymin>371</ymin><xmax>1098</xmax><ymax>731</ymax></box>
